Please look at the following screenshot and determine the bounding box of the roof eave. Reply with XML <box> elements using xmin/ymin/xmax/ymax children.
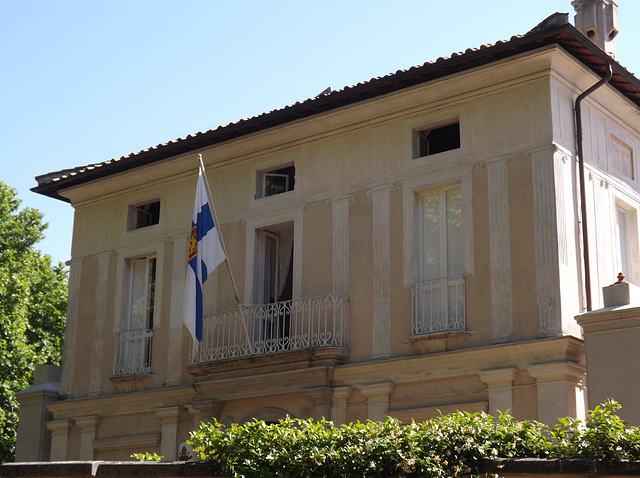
<box><xmin>32</xmin><ymin>21</ymin><xmax>640</xmax><ymax>202</ymax></box>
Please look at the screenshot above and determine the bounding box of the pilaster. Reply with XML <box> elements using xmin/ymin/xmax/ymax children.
<box><xmin>167</xmin><ymin>236</ymin><xmax>189</xmax><ymax>386</ymax></box>
<box><xmin>331</xmin><ymin>387</ymin><xmax>352</xmax><ymax>425</ymax></box>
<box><xmin>529</xmin><ymin>146</ymin><xmax>563</xmax><ymax>337</ymax></box>
<box><xmin>60</xmin><ymin>258</ymin><xmax>83</xmax><ymax>398</ymax></box>
<box><xmin>185</xmin><ymin>399</ymin><xmax>223</xmax><ymax>430</ymax></box>
<box><xmin>528</xmin><ymin>362</ymin><xmax>586</xmax><ymax>425</ymax></box>
<box><xmin>47</xmin><ymin>419</ymin><xmax>71</xmax><ymax>461</ymax></box>
<box><xmin>359</xmin><ymin>382</ymin><xmax>395</xmax><ymax>421</ymax></box>
<box><xmin>89</xmin><ymin>253</ymin><xmax>111</xmax><ymax>396</ymax></box>
<box><xmin>487</xmin><ymin>159</ymin><xmax>513</xmax><ymax>343</ymax></box>
<box><xmin>75</xmin><ymin>415</ymin><xmax>100</xmax><ymax>461</ymax></box>
<box><xmin>303</xmin><ymin>387</ymin><xmax>333</xmax><ymax>420</ymax></box>
<box><xmin>366</xmin><ymin>185</ymin><xmax>394</xmax><ymax>359</ymax></box>
<box><xmin>479</xmin><ymin>368</ymin><xmax>517</xmax><ymax>416</ymax></box>
<box><xmin>326</xmin><ymin>194</ymin><xmax>353</xmax><ymax>297</ymax></box>
<box><xmin>154</xmin><ymin>406</ymin><xmax>182</xmax><ymax>460</ymax></box>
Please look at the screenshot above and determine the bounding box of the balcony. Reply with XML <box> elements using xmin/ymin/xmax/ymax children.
<box><xmin>189</xmin><ymin>294</ymin><xmax>349</xmax><ymax>375</ymax></box>
<box><xmin>112</xmin><ymin>328</ymin><xmax>153</xmax><ymax>376</ymax></box>
<box><xmin>412</xmin><ymin>276</ymin><xmax>465</xmax><ymax>336</ymax></box>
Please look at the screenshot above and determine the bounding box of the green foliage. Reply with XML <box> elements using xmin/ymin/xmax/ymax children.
<box><xmin>187</xmin><ymin>400</ymin><xmax>640</xmax><ymax>478</ymax></box>
<box><xmin>0</xmin><ymin>182</ymin><xmax>68</xmax><ymax>463</ymax></box>
<box><xmin>131</xmin><ymin>452</ymin><xmax>164</xmax><ymax>462</ymax></box>
<box><xmin>550</xmin><ymin>399</ymin><xmax>640</xmax><ymax>460</ymax></box>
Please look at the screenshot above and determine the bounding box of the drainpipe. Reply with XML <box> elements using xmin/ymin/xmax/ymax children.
<box><xmin>575</xmin><ymin>61</ymin><xmax>613</xmax><ymax>311</ymax></box>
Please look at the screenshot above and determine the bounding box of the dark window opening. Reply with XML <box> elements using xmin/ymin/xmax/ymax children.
<box><xmin>258</xmin><ymin>165</ymin><xmax>295</xmax><ymax>198</ymax></box>
<box><xmin>130</xmin><ymin>201</ymin><xmax>160</xmax><ymax>230</ymax></box>
<box><xmin>416</xmin><ymin>122</ymin><xmax>460</xmax><ymax>158</ymax></box>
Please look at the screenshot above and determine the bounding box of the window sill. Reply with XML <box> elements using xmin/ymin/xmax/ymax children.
<box><xmin>406</xmin><ymin>331</ymin><xmax>474</xmax><ymax>354</ymax></box>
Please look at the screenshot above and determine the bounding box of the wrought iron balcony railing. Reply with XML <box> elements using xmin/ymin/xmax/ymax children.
<box><xmin>113</xmin><ymin>328</ymin><xmax>153</xmax><ymax>375</ymax></box>
<box><xmin>412</xmin><ymin>277</ymin><xmax>465</xmax><ymax>336</ymax></box>
<box><xmin>190</xmin><ymin>294</ymin><xmax>348</xmax><ymax>364</ymax></box>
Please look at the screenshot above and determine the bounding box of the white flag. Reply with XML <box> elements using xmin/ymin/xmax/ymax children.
<box><xmin>183</xmin><ymin>167</ymin><xmax>226</xmax><ymax>342</ymax></box>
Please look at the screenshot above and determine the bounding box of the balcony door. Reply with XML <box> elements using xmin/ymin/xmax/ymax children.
<box><xmin>255</xmin><ymin>222</ymin><xmax>293</xmax><ymax>349</ymax></box>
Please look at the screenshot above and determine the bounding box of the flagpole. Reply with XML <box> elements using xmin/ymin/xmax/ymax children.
<box><xmin>198</xmin><ymin>154</ymin><xmax>254</xmax><ymax>355</ymax></box>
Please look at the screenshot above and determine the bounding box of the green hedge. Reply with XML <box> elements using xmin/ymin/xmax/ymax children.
<box><xmin>184</xmin><ymin>399</ymin><xmax>640</xmax><ymax>477</ymax></box>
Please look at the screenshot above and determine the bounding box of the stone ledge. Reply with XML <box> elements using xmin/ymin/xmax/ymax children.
<box><xmin>5</xmin><ymin>459</ymin><xmax>640</xmax><ymax>478</ymax></box>
<box><xmin>0</xmin><ymin>462</ymin><xmax>220</xmax><ymax>478</ymax></box>
<box><xmin>476</xmin><ymin>458</ymin><xmax>640</xmax><ymax>476</ymax></box>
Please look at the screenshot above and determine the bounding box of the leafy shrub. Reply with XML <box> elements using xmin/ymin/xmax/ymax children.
<box><xmin>184</xmin><ymin>399</ymin><xmax>639</xmax><ymax>477</ymax></box>
<box><xmin>131</xmin><ymin>452</ymin><xmax>164</xmax><ymax>462</ymax></box>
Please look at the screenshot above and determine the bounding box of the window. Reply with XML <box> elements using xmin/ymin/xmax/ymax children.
<box><xmin>615</xmin><ymin>202</ymin><xmax>639</xmax><ymax>284</ymax></box>
<box><xmin>414</xmin><ymin>121</ymin><xmax>460</xmax><ymax>158</ymax></box>
<box><xmin>128</xmin><ymin>200</ymin><xmax>160</xmax><ymax>230</ymax></box>
<box><xmin>126</xmin><ymin>257</ymin><xmax>157</xmax><ymax>330</ymax></box>
<box><xmin>412</xmin><ymin>185</ymin><xmax>465</xmax><ymax>335</ymax></box>
<box><xmin>113</xmin><ymin>256</ymin><xmax>156</xmax><ymax>375</ymax></box>
<box><xmin>257</xmin><ymin>164</ymin><xmax>295</xmax><ymax>198</ymax></box>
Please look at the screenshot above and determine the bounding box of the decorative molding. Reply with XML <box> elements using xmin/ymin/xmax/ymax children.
<box><xmin>241</xmin><ymin>203</ymin><xmax>308</xmax><ymax>226</ymax></box>
<box><xmin>325</xmin><ymin>193</ymin><xmax>354</xmax><ymax>207</ymax></box>
<box><xmin>472</xmin><ymin>153</ymin><xmax>513</xmax><ymax>171</ymax></box>
<box><xmin>524</xmin><ymin>143</ymin><xmax>558</xmax><ymax>160</ymax></box>
<box><xmin>365</xmin><ymin>183</ymin><xmax>395</xmax><ymax>198</ymax></box>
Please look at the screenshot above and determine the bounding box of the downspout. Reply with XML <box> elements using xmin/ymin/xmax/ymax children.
<box><xmin>575</xmin><ymin>61</ymin><xmax>613</xmax><ymax>312</ymax></box>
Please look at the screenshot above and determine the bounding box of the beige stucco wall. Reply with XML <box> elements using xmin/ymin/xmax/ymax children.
<box><xmin>35</xmin><ymin>44</ymin><xmax>640</xmax><ymax>461</ymax></box>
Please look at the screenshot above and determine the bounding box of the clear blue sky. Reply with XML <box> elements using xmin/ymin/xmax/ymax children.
<box><xmin>2</xmin><ymin>1</ymin><xmax>639</xmax><ymax>265</ymax></box>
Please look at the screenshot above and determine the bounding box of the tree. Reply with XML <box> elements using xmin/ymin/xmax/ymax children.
<box><xmin>0</xmin><ymin>182</ymin><xmax>68</xmax><ymax>463</ymax></box>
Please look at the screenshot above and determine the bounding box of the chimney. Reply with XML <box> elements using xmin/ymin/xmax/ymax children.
<box><xmin>572</xmin><ymin>0</ymin><xmax>618</xmax><ymax>57</ymax></box>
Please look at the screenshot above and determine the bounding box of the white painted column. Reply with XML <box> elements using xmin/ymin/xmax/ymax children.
<box><xmin>366</xmin><ymin>185</ymin><xmax>394</xmax><ymax>359</ymax></box>
<box><xmin>155</xmin><ymin>406</ymin><xmax>182</xmax><ymax>460</ymax></box>
<box><xmin>528</xmin><ymin>362</ymin><xmax>586</xmax><ymax>425</ymax></box>
<box><xmin>359</xmin><ymin>382</ymin><xmax>395</xmax><ymax>421</ymax></box>
<box><xmin>331</xmin><ymin>387</ymin><xmax>352</xmax><ymax>425</ymax></box>
<box><xmin>487</xmin><ymin>159</ymin><xmax>513</xmax><ymax>343</ymax></box>
<box><xmin>553</xmin><ymin>148</ymin><xmax>576</xmax><ymax>332</ymax></box>
<box><xmin>76</xmin><ymin>415</ymin><xmax>99</xmax><ymax>460</ymax></box>
<box><xmin>479</xmin><ymin>368</ymin><xmax>517</xmax><ymax>416</ymax></box>
<box><xmin>47</xmin><ymin>419</ymin><xmax>71</xmax><ymax>461</ymax></box>
<box><xmin>529</xmin><ymin>146</ymin><xmax>563</xmax><ymax>337</ymax></box>
<box><xmin>89</xmin><ymin>253</ymin><xmax>111</xmax><ymax>396</ymax></box>
<box><xmin>326</xmin><ymin>194</ymin><xmax>352</xmax><ymax>297</ymax></box>
<box><xmin>167</xmin><ymin>236</ymin><xmax>188</xmax><ymax>386</ymax></box>
<box><xmin>60</xmin><ymin>258</ymin><xmax>83</xmax><ymax>398</ymax></box>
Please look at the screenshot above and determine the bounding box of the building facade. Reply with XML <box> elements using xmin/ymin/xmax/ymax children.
<box><xmin>19</xmin><ymin>2</ymin><xmax>640</xmax><ymax>461</ymax></box>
